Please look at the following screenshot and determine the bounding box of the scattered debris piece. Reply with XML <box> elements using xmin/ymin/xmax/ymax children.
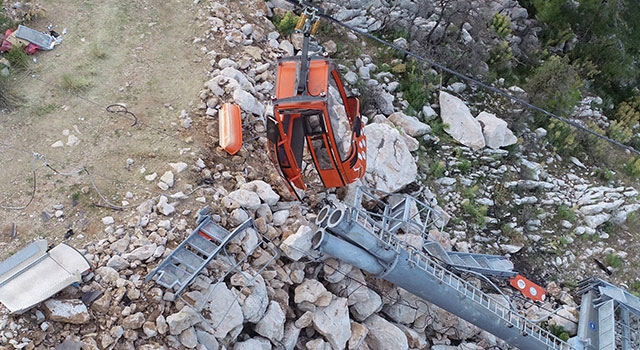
<box><xmin>1</xmin><ymin>25</ymin><xmax>61</xmax><ymax>54</ymax></box>
<box><xmin>219</xmin><ymin>103</ymin><xmax>242</xmax><ymax>155</ymax></box>
<box><xmin>9</xmin><ymin>223</ymin><xmax>17</xmax><ymax>240</ymax></box>
<box><xmin>593</xmin><ymin>258</ymin><xmax>613</xmax><ymax>275</ymax></box>
<box><xmin>0</xmin><ymin>240</ymin><xmax>90</xmax><ymax>313</ymax></box>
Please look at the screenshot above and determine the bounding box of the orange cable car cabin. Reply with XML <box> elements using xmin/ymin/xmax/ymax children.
<box><xmin>267</xmin><ymin>53</ymin><xmax>366</xmax><ymax>196</ymax></box>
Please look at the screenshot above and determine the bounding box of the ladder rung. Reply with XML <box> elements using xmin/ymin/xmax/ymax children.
<box><xmin>157</xmin><ymin>264</ymin><xmax>189</xmax><ymax>286</ymax></box>
<box><xmin>172</xmin><ymin>249</ymin><xmax>206</xmax><ymax>271</ymax></box>
<box><xmin>198</xmin><ymin>222</ymin><xmax>229</xmax><ymax>242</ymax></box>
<box><xmin>156</xmin><ymin>271</ymin><xmax>179</xmax><ymax>287</ymax></box>
<box><xmin>476</xmin><ymin>256</ymin><xmax>491</xmax><ymax>268</ymax></box>
<box><xmin>461</xmin><ymin>255</ymin><xmax>481</xmax><ymax>267</ymax></box>
<box><xmin>448</xmin><ymin>254</ymin><xmax>464</xmax><ymax>265</ymax></box>
<box><xmin>187</xmin><ymin>233</ymin><xmax>221</xmax><ymax>255</ymax></box>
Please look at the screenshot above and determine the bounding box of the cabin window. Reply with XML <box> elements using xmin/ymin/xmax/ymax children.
<box><xmin>312</xmin><ymin>139</ymin><xmax>333</xmax><ymax>170</ymax></box>
<box><xmin>327</xmin><ymin>74</ymin><xmax>353</xmax><ymax>161</ymax></box>
<box><xmin>304</xmin><ymin>113</ymin><xmax>326</xmax><ymax>136</ymax></box>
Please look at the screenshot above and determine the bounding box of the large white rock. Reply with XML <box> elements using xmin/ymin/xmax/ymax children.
<box><xmin>123</xmin><ymin>243</ymin><xmax>157</xmax><ymax>261</ymax></box>
<box><xmin>166</xmin><ymin>306</ymin><xmax>202</xmax><ymax>335</ymax></box>
<box><xmin>179</xmin><ymin>327</ymin><xmax>198</xmax><ymax>348</ymax></box>
<box><xmin>548</xmin><ymin>305</ymin><xmax>578</xmax><ymax>335</ymax></box>
<box><xmin>160</xmin><ymin>171</ymin><xmax>174</xmax><ymax>187</ymax></box>
<box><xmin>364</xmin><ymin>123</ymin><xmax>417</xmax><ymax>192</ymax></box>
<box><xmin>349</xmin><ymin>322</ymin><xmax>369</xmax><ymax>350</ymax></box>
<box><xmin>439</xmin><ymin>91</ymin><xmax>485</xmax><ymax>150</ymax></box>
<box><xmin>240</xmin><ymin>274</ymin><xmax>269</xmax><ymax>323</ymax></box>
<box><xmin>280</xmin><ymin>225</ymin><xmax>314</xmax><ymax>261</ymax></box>
<box><xmin>223</xmin><ymin>189</ymin><xmax>262</xmax><ymax>211</ymax></box>
<box><xmin>388</xmin><ymin>112</ymin><xmax>432</xmax><ymax>137</ymax></box>
<box><xmin>294</xmin><ymin>279</ymin><xmax>331</xmax><ymax>305</ymax></box>
<box><xmin>476</xmin><ymin>112</ymin><xmax>517</xmax><ymax>149</ymax></box>
<box><xmin>220</xmin><ymin>67</ymin><xmax>255</xmax><ymax>93</ymax></box>
<box><xmin>169</xmin><ymin>162</ymin><xmax>188</xmax><ymax>173</ymax></box>
<box><xmin>350</xmin><ymin>287</ymin><xmax>383</xmax><ymax>321</ymax></box>
<box><xmin>122</xmin><ymin>312</ymin><xmax>145</xmax><ymax>330</ymax></box>
<box><xmin>254</xmin><ymin>301</ymin><xmax>285</xmax><ymax>342</ymax></box>
<box><xmin>208</xmin><ymin>283</ymin><xmax>244</xmax><ymax>339</ymax></box>
<box><xmin>240</xmin><ymin>180</ymin><xmax>280</xmax><ymax>206</ymax></box>
<box><xmin>375</xmin><ymin>90</ymin><xmax>395</xmax><ymax>115</ymax></box>
<box><xmin>364</xmin><ymin>314</ymin><xmax>408</xmax><ymax>350</ymax></box>
<box><xmin>195</xmin><ymin>330</ymin><xmax>219</xmax><ymax>350</ymax></box>
<box><xmin>234</xmin><ymin>337</ymin><xmax>271</xmax><ymax>350</ymax></box>
<box><xmin>43</xmin><ymin>299</ymin><xmax>90</xmax><ymax>324</ymax></box>
<box><xmin>156</xmin><ymin>195</ymin><xmax>175</xmax><ymax>216</ymax></box>
<box><xmin>233</xmin><ymin>88</ymin><xmax>264</xmax><ymax>116</ymax></box>
<box><xmin>427</xmin><ymin>303</ymin><xmax>481</xmax><ymax>340</ymax></box>
<box><xmin>612</xmin><ymin>203</ymin><xmax>640</xmax><ymax>224</ymax></box>
<box><xmin>313</xmin><ymin>297</ymin><xmax>351</xmax><ymax>349</ymax></box>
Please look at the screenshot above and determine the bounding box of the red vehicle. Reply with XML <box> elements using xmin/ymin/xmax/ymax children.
<box><xmin>267</xmin><ymin>9</ymin><xmax>366</xmax><ymax>195</ymax></box>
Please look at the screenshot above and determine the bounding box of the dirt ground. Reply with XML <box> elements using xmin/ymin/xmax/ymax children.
<box><xmin>0</xmin><ymin>0</ymin><xmax>221</xmax><ymax>258</ymax></box>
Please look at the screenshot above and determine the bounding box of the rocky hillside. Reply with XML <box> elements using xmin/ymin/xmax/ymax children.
<box><xmin>0</xmin><ymin>0</ymin><xmax>639</xmax><ymax>349</ymax></box>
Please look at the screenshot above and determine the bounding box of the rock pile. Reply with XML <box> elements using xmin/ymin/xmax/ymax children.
<box><xmin>0</xmin><ymin>176</ymin><xmax>518</xmax><ymax>349</ymax></box>
<box><xmin>1</xmin><ymin>0</ymin><xmax>638</xmax><ymax>349</ymax></box>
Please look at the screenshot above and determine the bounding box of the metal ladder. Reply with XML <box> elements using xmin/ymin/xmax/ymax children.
<box><xmin>404</xmin><ymin>245</ymin><xmax>572</xmax><ymax>349</ymax></box>
<box><xmin>352</xmin><ymin>187</ymin><xmax>445</xmax><ymax>239</ymax></box>
<box><xmin>145</xmin><ymin>207</ymin><xmax>252</xmax><ymax>299</ymax></box>
<box><xmin>351</xmin><ymin>188</ymin><xmax>515</xmax><ymax>278</ymax></box>
<box><xmin>345</xmin><ymin>187</ymin><xmax>572</xmax><ymax>349</ymax></box>
<box><xmin>446</xmin><ymin>250</ymin><xmax>516</xmax><ymax>278</ymax></box>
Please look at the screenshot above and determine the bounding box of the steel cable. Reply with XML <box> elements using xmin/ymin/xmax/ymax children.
<box><xmin>283</xmin><ymin>0</ymin><xmax>640</xmax><ymax>156</ymax></box>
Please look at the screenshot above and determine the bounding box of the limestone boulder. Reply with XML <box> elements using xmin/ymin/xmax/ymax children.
<box><xmin>313</xmin><ymin>297</ymin><xmax>351</xmax><ymax>349</ymax></box>
<box><xmin>280</xmin><ymin>225</ymin><xmax>314</xmax><ymax>261</ymax></box>
<box><xmin>43</xmin><ymin>299</ymin><xmax>90</xmax><ymax>324</ymax></box>
<box><xmin>476</xmin><ymin>111</ymin><xmax>517</xmax><ymax>149</ymax></box>
<box><xmin>254</xmin><ymin>300</ymin><xmax>285</xmax><ymax>342</ymax></box>
<box><xmin>364</xmin><ymin>314</ymin><xmax>408</xmax><ymax>350</ymax></box>
<box><xmin>439</xmin><ymin>91</ymin><xmax>485</xmax><ymax>150</ymax></box>
<box><xmin>364</xmin><ymin>123</ymin><xmax>417</xmax><ymax>192</ymax></box>
<box><xmin>388</xmin><ymin>111</ymin><xmax>432</xmax><ymax>137</ymax></box>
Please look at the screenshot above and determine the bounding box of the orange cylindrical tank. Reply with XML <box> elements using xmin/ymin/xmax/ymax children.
<box><xmin>219</xmin><ymin>103</ymin><xmax>242</xmax><ymax>155</ymax></box>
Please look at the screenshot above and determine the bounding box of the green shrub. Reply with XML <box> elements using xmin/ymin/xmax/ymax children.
<box><xmin>631</xmin><ymin>280</ymin><xmax>640</xmax><ymax>297</ymax></box>
<box><xmin>608</xmin><ymin>120</ymin><xmax>633</xmax><ymax>144</ymax></box>
<box><xmin>430</xmin><ymin>160</ymin><xmax>446</xmax><ymax>178</ymax></box>
<box><xmin>608</xmin><ymin>96</ymin><xmax>640</xmax><ymax>144</ymax></box>
<box><xmin>462</xmin><ymin>200</ymin><xmax>488</xmax><ymax>227</ymax></box>
<box><xmin>488</xmin><ymin>40</ymin><xmax>514</xmax><ymax>69</ymax></box>
<box><xmin>557</xmin><ymin>204</ymin><xmax>576</xmax><ymax>223</ymax></box>
<box><xmin>489</xmin><ymin>13</ymin><xmax>512</xmax><ymax>39</ymax></box>
<box><xmin>501</xmin><ymin>223</ymin><xmax>515</xmax><ymax>236</ymax></box>
<box><xmin>457</xmin><ymin>159</ymin><xmax>472</xmax><ymax>174</ymax></box>
<box><xmin>627</xmin><ymin>211</ymin><xmax>639</xmax><ymax>227</ymax></box>
<box><xmin>546</xmin><ymin>119</ymin><xmax>577</xmax><ymax>156</ymax></box>
<box><xmin>5</xmin><ymin>46</ymin><xmax>31</xmax><ymax>70</ymax></box>
<box><xmin>0</xmin><ymin>74</ymin><xmax>22</xmax><ymax>110</ymax></box>
<box><xmin>623</xmin><ymin>157</ymin><xmax>640</xmax><ymax>178</ymax></box>
<box><xmin>528</xmin><ymin>0</ymin><xmax>640</xmax><ymax>103</ymax></box>
<box><xmin>430</xmin><ymin>119</ymin><xmax>450</xmax><ymax>138</ymax></box>
<box><xmin>605</xmin><ymin>253</ymin><xmax>623</xmax><ymax>269</ymax></box>
<box><xmin>60</xmin><ymin>73</ymin><xmax>90</xmax><ymax>93</ymax></box>
<box><xmin>399</xmin><ymin>60</ymin><xmax>432</xmax><ymax>115</ymax></box>
<box><xmin>0</xmin><ymin>5</ymin><xmax>15</xmax><ymax>32</ymax></box>
<box><xmin>594</xmin><ymin>167</ymin><xmax>615</xmax><ymax>182</ymax></box>
<box><xmin>526</xmin><ymin>55</ymin><xmax>583</xmax><ymax>116</ymax></box>
<box><xmin>272</xmin><ymin>12</ymin><xmax>299</xmax><ymax>36</ymax></box>
<box><xmin>547</xmin><ymin>324</ymin><xmax>570</xmax><ymax>342</ymax></box>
